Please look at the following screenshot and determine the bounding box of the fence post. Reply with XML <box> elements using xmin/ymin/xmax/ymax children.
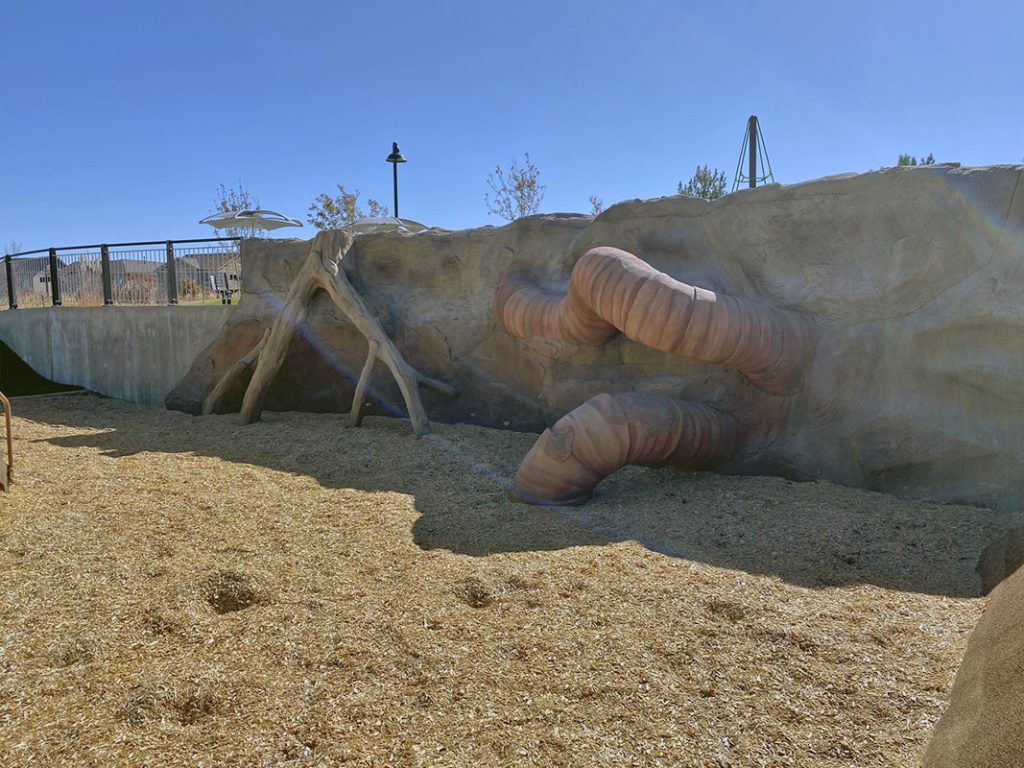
<box><xmin>4</xmin><ymin>255</ymin><xmax>16</xmax><ymax>309</ymax></box>
<box><xmin>100</xmin><ymin>244</ymin><xmax>113</xmax><ymax>305</ymax></box>
<box><xmin>48</xmin><ymin>248</ymin><xmax>62</xmax><ymax>306</ymax></box>
<box><xmin>165</xmin><ymin>241</ymin><xmax>178</xmax><ymax>305</ymax></box>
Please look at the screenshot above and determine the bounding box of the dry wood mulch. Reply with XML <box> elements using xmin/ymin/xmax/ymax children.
<box><xmin>1</xmin><ymin>394</ymin><xmax>1016</xmax><ymax>767</ymax></box>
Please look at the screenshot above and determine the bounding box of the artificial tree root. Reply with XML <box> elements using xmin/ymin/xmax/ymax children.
<box><xmin>201</xmin><ymin>328</ymin><xmax>269</xmax><ymax>416</ymax></box>
<box><xmin>349</xmin><ymin>340</ymin><xmax>380</xmax><ymax>428</ymax></box>
<box><xmin>204</xmin><ymin>230</ymin><xmax>454</xmax><ymax>436</ymax></box>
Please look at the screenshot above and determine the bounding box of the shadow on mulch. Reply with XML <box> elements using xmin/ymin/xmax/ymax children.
<box><xmin>0</xmin><ymin>340</ymin><xmax>81</xmax><ymax>397</ymax></box>
<box><xmin>21</xmin><ymin>394</ymin><xmax>1020</xmax><ymax>599</ymax></box>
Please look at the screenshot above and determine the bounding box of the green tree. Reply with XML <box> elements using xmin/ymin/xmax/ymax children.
<box><xmin>897</xmin><ymin>153</ymin><xmax>935</xmax><ymax>167</ymax></box>
<box><xmin>485</xmin><ymin>153</ymin><xmax>545</xmax><ymax>221</ymax></box>
<box><xmin>307</xmin><ymin>185</ymin><xmax>389</xmax><ymax>230</ymax></box>
<box><xmin>677</xmin><ymin>165</ymin><xmax>727</xmax><ymax>200</ymax></box>
<box><xmin>213</xmin><ymin>182</ymin><xmax>260</xmax><ymax>239</ymax></box>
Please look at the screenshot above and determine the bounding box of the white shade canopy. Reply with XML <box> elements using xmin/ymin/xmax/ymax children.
<box><xmin>199</xmin><ymin>209</ymin><xmax>303</xmax><ymax>231</ymax></box>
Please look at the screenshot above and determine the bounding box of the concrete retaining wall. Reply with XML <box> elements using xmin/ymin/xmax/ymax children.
<box><xmin>0</xmin><ymin>306</ymin><xmax>234</xmax><ymax>404</ymax></box>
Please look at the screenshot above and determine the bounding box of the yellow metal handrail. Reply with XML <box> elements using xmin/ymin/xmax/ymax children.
<box><xmin>0</xmin><ymin>391</ymin><xmax>11</xmax><ymax>491</ymax></box>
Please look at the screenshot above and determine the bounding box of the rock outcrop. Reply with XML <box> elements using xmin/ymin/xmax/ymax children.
<box><xmin>923</xmin><ymin>563</ymin><xmax>1024</xmax><ymax>767</ymax></box>
<box><xmin>168</xmin><ymin>164</ymin><xmax>1024</xmax><ymax>513</ymax></box>
<box><xmin>977</xmin><ymin>527</ymin><xmax>1024</xmax><ymax>595</ymax></box>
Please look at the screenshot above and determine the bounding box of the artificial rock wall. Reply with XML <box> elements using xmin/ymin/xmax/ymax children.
<box><xmin>168</xmin><ymin>164</ymin><xmax>1024</xmax><ymax>513</ymax></box>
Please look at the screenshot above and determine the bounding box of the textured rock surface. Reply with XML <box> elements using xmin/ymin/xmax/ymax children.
<box><xmin>168</xmin><ymin>164</ymin><xmax>1024</xmax><ymax>513</ymax></box>
<box><xmin>923</xmin><ymin>563</ymin><xmax>1024</xmax><ymax>767</ymax></box>
<box><xmin>977</xmin><ymin>526</ymin><xmax>1024</xmax><ymax>595</ymax></box>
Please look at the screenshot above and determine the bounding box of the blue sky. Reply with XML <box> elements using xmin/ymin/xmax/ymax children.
<box><xmin>1</xmin><ymin>0</ymin><xmax>1021</xmax><ymax>250</ymax></box>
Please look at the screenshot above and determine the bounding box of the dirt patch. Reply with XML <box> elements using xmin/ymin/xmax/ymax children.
<box><xmin>704</xmin><ymin>596</ymin><xmax>752</xmax><ymax>622</ymax></box>
<box><xmin>119</xmin><ymin>680</ymin><xmax>219</xmax><ymax>725</ymax></box>
<box><xmin>50</xmin><ymin>636</ymin><xmax>97</xmax><ymax>667</ymax></box>
<box><xmin>199</xmin><ymin>570</ymin><xmax>263</xmax><ymax>614</ymax></box>
<box><xmin>141</xmin><ymin>609</ymin><xmax>180</xmax><ymax>637</ymax></box>
<box><xmin>454</xmin><ymin>575</ymin><xmax>499</xmax><ymax>608</ymax></box>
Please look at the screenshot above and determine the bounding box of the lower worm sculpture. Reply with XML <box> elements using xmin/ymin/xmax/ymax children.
<box><xmin>496</xmin><ymin>246</ymin><xmax>816</xmax><ymax>504</ymax></box>
<box><xmin>512</xmin><ymin>393</ymin><xmax>739</xmax><ymax>505</ymax></box>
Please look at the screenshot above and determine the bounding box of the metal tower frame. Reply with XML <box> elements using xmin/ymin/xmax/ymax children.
<box><xmin>732</xmin><ymin>115</ymin><xmax>776</xmax><ymax>192</ymax></box>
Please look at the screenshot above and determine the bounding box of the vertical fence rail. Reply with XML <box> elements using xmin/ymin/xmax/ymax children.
<box><xmin>48</xmin><ymin>248</ymin><xmax>62</xmax><ymax>306</ymax></box>
<box><xmin>165</xmin><ymin>241</ymin><xmax>178</xmax><ymax>305</ymax></box>
<box><xmin>4</xmin><ymin>255</ymin><xmax>15</xmax><ymax>310</ymax></box>
<box><xmin>100</xmin><ymin>245</ymin><xmax>113</xmax><ymax>305</ymax></box>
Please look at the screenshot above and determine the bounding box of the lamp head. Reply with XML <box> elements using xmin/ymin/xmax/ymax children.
<box><xmin>386</xmin><ymin>141</ymin><xmax>407</xmax><ymax>164</ymax></box>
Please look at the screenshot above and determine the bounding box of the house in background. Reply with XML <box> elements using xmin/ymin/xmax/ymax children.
<box><xmin>31</xmin><ymin>270</ymin><xmax>54</xmax><ymax>298</ymax></box>
<box><xmin>13</xmin><ymin>256</ymin><xmax>62</xmax><ymax>301</ymax></box>
<box><xmin>155</xmin><ymin>256</ymin><xmax>201</xmax><ymax>292</ymax></box>
<box><xmin>108</xmin><ymin>259</ymin><xmax>163</xmax><ymax>285</ymax></box>
<box><xmin>108</xmin><ymin>259</ymin><xmax>164</xmax><ymax>303</ymax></box>
<box><xmin>59</xmin><ymin>260</ymin><xmax>104</xmax><ymax>300</ymax></box>
<box><xmin>31</xmin><ymin>261</ymin><xmax>85</xmax><ymax>298</ymax></box>
<box><xmin>154</xmin><ymin>252</ymin><xmax>240</xmax><ymax>301</ymax></box>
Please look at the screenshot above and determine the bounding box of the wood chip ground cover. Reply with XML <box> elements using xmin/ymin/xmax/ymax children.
<box><xmin>0</xmin><ymin>394</ymin><xmax>1016</xmax><ymax>767</ymax></box>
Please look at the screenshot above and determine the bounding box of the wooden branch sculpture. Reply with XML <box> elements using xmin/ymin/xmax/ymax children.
<box><xmin>202</xmin><ymin>230</ymin><xmax>455</xmax><ymax>436</ymax></box>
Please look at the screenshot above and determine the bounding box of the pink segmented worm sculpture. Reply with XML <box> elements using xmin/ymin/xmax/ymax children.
<box><xmin>511</xmin><ymin>393</ymin><xmax>739</xmax><ymax>505</ymax></box>
<box><xmin>495</xmin><ymin>246</ymin><xmax>816</xmax><ymax>393</ymax></box>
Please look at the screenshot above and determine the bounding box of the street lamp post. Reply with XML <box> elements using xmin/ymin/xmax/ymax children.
<box><xmin>385</xmin><ymin>141</ymin><xmax>407</xmax><ymax>218</ymax></box>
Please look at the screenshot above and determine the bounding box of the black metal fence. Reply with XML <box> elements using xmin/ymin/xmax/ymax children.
<box><xmin>1</xmin><ymin>237</ymin><xmax>242</xmax><ymax>310</ymax></box>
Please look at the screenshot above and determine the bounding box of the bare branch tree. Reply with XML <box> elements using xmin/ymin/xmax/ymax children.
<box><xmin>485</xmin><ymin>153</ymin><xmax>545</xmax><ymax>221</ymax></box>
<box><xmin>307</xmin><ymin>185</ymin><xmax>389</xmax><ymax>230</ymax></box>
<box><xmin>588</xmin><ymin>196</ymin><xmax>604</xmax><ymax>216</ymax></box>
<box><xmin>213</xmin><ymin>182</ymin><xmax>260</xmax><ymax>239</ymax></box>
